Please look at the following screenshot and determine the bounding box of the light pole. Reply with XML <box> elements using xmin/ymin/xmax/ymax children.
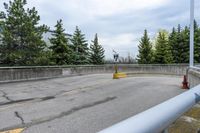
<box><xmin>190</xmin><ymin>0</ymin><xmax>194</xmax><ymax>67</ymax></box>
<box><xmin>113</xmin><ymin>50</ymin><xmax>119</xmax><ymax>73</ymax></box>
<box><xmin>3</xmin><ymin>3</ymin><xmax>8</xmax><ymax>10</ymax></box>
<box><xmin>112</xmin><ymin>50</ymin><xmax>127</xmax><ymax>79</ymax></box>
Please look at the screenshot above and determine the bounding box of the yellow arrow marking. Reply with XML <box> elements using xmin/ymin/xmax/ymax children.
<box><xmin>0</xmin><ymin>128</ymin><xmax>24</xmax><ymax>133</ymax></box>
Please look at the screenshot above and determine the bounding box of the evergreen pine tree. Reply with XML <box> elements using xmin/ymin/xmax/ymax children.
<box><xmin>49</xmin><ymin>19</ymin><xmax>72</xmax><ymax>65</ymax></box>
<box><xmin>89</xmin><ymin>33</ymin><xmax>105</xmax><ymax>64</ymax></box>
<box><xmin>0</xmin><ymin>19</ymin><xmax>3</xmax><ymax>45</ymax></box>
<box><xmin>137</xmin><ymin>29</ymin><xmax>153</xmax><ymax>64</ymax></box>
<box><xmin>0</xmin><ymin>11</ymin><xmax>5</xmax><ymax>48</ymax></box>
<box><xmin>154</xmin><ymin>31</ymin><xmax>173</xmax><ymax>64</ymax></box>
<box><xmin>194</xmin><ymin>20</ymin><xmax>200</xmax><ymax>63</ymax></box>
<box><xmin>169</xmin><ymin>25</ymin><xmax>190</xmax><ymax>64</ymax></box>
<box><xmin>0</xmin><ymin>0</ymin><xmax>48</xmax><ymax>65</ymax></box>
<box><xmin>168</xmin><ymin>27</ymin><xmax>177</xmax><ymax>63</ymax></box>
<box><xmin>71</xmin><ymin>26</ymin><xmax>89</xmax><ymax>65</ymax></box>
<box><xmin>176</xmin><ymin>24</ymin><xmax>186</xmax><ymax>63</ymax></box>
<box><xmin>181</xmin><ymin>26</ymin><xmax>190</xmax><ymax>63</ymax></box>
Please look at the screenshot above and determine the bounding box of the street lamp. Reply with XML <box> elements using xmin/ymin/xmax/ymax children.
<box><xmin>190</xmin><ymin>0</ymin><xmax>194</xmax><ymax>67</ymax></box>
<box><xmin>113</xmin><ymin>50</ymin><xmax>119</xmax><ymax>73</ymax></box>
<box><xmin>0</xmin><ymin>12</ymin><xmax>5</xmax><ymax>19</ymax></box>
<box><xmin>112</xmin><ymin>50</ymin><xmax>127</xmax><ymax>79</ymax></box>
<box><xmin>3</xmin><ymin>3</ymin><xmax>8</xmax><ymax>10</ymax></box>
<box><xmin>0</xmin><ymin>3</ymin><xmax>7</xmax><ymax>19</ymax></box>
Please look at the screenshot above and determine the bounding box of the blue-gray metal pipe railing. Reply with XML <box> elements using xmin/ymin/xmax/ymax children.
<box><xmin>98</xmin><ymin>84</ymin><xmax>200</xmax><ymax>133</ymax></box>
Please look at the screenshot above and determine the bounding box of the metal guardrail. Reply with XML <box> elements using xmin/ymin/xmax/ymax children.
<box><xmin>98</xmin><ymin>84</ymin><xmax>200</xmax><ymax>133</ymax></box>
<box><xmin>194</xmin><ymin>65</ymin><xmax>200</xmax><ymax>69</ymax></box>
<box><xmin>191</xmin><ymin>66</ymin><xmax>200</xmax><ymax>71</ymax></box>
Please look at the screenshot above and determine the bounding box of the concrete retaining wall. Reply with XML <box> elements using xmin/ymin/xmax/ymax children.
<box><xmin>0</xmin><ymin>67</ymin><xmax>62</xmax><ymax>83</ymax></box>
<box><xmin>117</xmin><ymin>64</ymin><xmax>187</xmax><ymax>75</ymax></box>
<box><xmin>188</xmin><ymin>67</ymin><xmax>200</xmax><ymax>88</ymax></box>
<box><xmin>62</xmin><ymin>65</ymin><xmax>113</xmax><ymax>76</ymax></box>
<box><xmin>0</xmin><ymin>64</ymin><xmax>189</xmax><ymax>83</ymax></box>
<box><xmin>62</xmin><ymin>64</ymin><xmax>188</xmax><ymax>76</ymax></box>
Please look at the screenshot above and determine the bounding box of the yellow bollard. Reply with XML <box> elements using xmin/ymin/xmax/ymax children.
<box><xmin>113</xmin><ymin>72</ymin><xmax>127</xmax><ymax>79</ymax></box>
<box><xmin>113</xmin><ymin>64</ymin><xmax>127</xmax><ymax>79</ymax></box>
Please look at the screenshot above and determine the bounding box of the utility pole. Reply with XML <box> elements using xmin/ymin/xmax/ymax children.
<box><xmin>190</xmin><ymin>0</ymin><xmax>194</xmax><ymax>67</ymax></box>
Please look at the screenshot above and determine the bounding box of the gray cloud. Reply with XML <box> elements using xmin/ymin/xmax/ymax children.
<box><xmin>0</xmin><ymin>0</ymin><xmax>200</xmax><ymax>59</ymax></box>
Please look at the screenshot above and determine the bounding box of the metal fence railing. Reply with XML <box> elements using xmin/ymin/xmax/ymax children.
<box><xmin>98</xmin><ymin>84</ymin><xmax>200</xmax><ymax>133</ymax></box>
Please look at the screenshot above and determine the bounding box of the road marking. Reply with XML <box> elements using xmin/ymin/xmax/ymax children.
<box><xmin>0</xmin><ymin>128</ymin><xmax>24</xmax><ymax>133</ymax></box>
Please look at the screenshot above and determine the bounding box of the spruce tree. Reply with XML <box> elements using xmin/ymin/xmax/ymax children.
<box><xmin>181</xmin><ymin>26</ymin><xmax>190</xmax><ymax>63</ymax></box>
<box><xmin>0</xmin><ymin>18</ymin><xmax>3</xmax><ymax>45</ymax></box>
<box><xmin>154</xmin><ymin>31</ymin><xmax>173</xmax><ymax>64</ymax></box>
<box><xmin>169</xmin><ymin>25</ymin><xmax>187</xmax><ymax>63</ymax></box>
<box><xmin>89</xmin><ymin>33</ymin><xmax>105</xmax><ymax>64</ymax></box>
<box><xmin>49</xmin><ymin>19</ymin><xmax>72</xmax><ymax>65</ymax></box>
<box><xmin>194</xmin><ymin>20</ymin><xmax>200</xmax><ymax>63</ymax></box>
<box><xmin>71</xmin><ymin>26</ymin><xmax>89</xmax><ymax>65</ymax></box>
<box><xmin>0</xmin><ymin>0</ymin><xmax>48</xmax><ymax>65</ymax></box>
<box><xmin>168</xmin><ymin>27</ymin><xmax>177</xmax><ymax>63</ymax></box>
<box><xmin>137</xmin><ymin>29</ymin><xmax>153</xmax><ymax>64</ymax></box>
<box><xmin>176</xmin><ymin>25</ymin><xmax>186</xmax><ymax>63</ymax></box>
<box><xmin>0</xmin><ymin>12</ymin><xmax>5</xmax><ymax>45</ymax></box>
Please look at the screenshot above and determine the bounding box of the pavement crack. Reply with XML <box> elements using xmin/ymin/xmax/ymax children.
<box><xmin>0</xmin><ymin>90</ymin><xmax>13</xmax><ymax>101</ymax></box>
<box><xmin>30</xmin><ymin>96</ymin><xmax>117</xmax><ymax>125</ymax></box>
<box><xmin>0</xmin><ymin>96</ymin><xmax>117</xmax><ymax>132</ymax></box>
<box><xmin>15</xmin><ymin>111</ymin><xmax>25</xmax><ymax>125</ymax></box>
<box><xmin>0</xmin><ymin>98</ymin><xmax>35</xmax><ymax>106</ymax></box>
<box><xmin>0</xmin><ymin>96</ymin><xmax>55</xmax><ymax>106</ymax></box>
<box><xmin>41</xmin><ymin>96</ymin><xmax>55</xmax><ymax>101</ymax></box>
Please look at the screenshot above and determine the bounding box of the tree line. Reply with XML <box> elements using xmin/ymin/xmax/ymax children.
<box><xmin>0</xmin><ymin>0</ymin><xmax>105</xmax><ymax>66</ymax></box>
<box><xmin>137</xmin><ymin>21</ymin><xmax>200</xmax><ymax>64</ymax></box>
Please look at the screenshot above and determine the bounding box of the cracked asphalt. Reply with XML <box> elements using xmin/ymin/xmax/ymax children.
<box><xmin>0</xmin><ymin>74</ymin><xmax>184</xmax><ymax>133</ymax></box>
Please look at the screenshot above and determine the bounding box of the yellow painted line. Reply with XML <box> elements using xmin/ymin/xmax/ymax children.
<box><xmin>0</xmin><ymin>128</ymin><xmax>24</xmax><ymax>133</ymax></box>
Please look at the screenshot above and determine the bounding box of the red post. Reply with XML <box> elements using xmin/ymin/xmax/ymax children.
<box><xmin>182</xmin><ymin>75</ymin><xmax>189</xmax><ymax>89</ymax></box>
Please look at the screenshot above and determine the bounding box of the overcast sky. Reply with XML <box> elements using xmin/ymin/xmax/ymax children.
<box><xmin>0</xmin><ymin>0</ymin><xmax>200</xmax><ymax>59</ymax></box>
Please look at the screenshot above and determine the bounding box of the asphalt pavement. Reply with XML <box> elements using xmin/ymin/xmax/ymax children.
<box><xmin>0</xmin><ymin>74</ymin><xmax>184</xmax><ymax>133</ymax></box>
